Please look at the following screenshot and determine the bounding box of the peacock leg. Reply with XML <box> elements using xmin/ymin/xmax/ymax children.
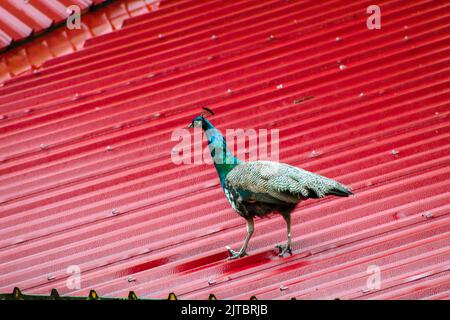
<box><xmin>277</xmin><ymin>214</ymin><xmax>293</xmax><ymax>257</ymax></box>
<box><xmin>227</xmin><ymin>218</ymin><xmax>254</xmax><ymax>259</ymax></box>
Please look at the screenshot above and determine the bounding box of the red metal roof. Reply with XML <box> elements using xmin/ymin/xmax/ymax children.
<box><xmin>0</xmin><ymin>0</ymin><xmax>108</xmax><ymax>50</ymax></box>
<box><xmin>0</xmin><ymin>0</ymin><xmax>162</xmax><ymax>82</ymax></box>
<box><xmin>0</xmin><ymin>0</ymin><xmax>449</xmax><ymax>300</ymax></box>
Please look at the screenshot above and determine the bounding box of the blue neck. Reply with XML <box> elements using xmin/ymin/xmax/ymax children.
<box><xmin>202</xmin><ymin>119</ymin><xmax>240</xmax><ymax>186</ymax></box>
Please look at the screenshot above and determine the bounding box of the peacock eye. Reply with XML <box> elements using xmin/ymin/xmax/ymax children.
<box><xmin>194</xmin><ymin>120</ymin><xmax>202</xmax><ymax>128</ymax></box>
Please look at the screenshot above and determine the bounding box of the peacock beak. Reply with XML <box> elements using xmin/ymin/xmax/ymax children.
<box><xmin>187</xmin><ymin>123</ymin><xmax>194</xmax><ymax>128</ymax></box>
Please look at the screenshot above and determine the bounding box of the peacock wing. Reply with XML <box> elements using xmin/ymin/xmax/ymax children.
<box><xmin>225</xmin><ymin>161</ymin><xmax>307</xmax><ymax>204</ymax></box>
<box><xmin>225</xmin><ymin>160</ymin><xmax>351</xmax><ymax>203</ymax></box>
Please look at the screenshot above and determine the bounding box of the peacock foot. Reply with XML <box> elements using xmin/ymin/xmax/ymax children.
<box><xmin>276</xmin><ymin>243</ymin><xmax>293</xmax><ymax>257</ymax></box>
<box><xmin>226</xmin><ymin>246</ymin><xmax>247</xmax><ymax>259</ymax></box>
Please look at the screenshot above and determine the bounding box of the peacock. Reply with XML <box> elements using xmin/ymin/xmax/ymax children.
<box><xmin>188</xmin><ymin>109</ymin><xmax>353</xmax><ymax>259</ymax></box>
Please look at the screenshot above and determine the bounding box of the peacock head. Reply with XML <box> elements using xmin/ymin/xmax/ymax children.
<box><xmin>187</xmin><ymin>107</ymin><xmax>215</xmax><ymax>130</ymax></box>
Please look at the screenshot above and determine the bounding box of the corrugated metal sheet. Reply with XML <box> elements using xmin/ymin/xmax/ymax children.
<box><xmin>0</xmin><ymin>287</ymin><xmax>144</xmax><ymax>300</ymax></box>
<box><xmin>0</xmin><ymin>0</ymin><xmax>449</xmax><ymax>300</ymax></box>
<box><xmin>0</xmin><ymin>0</ymin><xmax>107</xmax><ymax>50</ymax></box>
<box><xmin>0</xmin><ymin>0</ymin><xmax>162</xmax><ymax>82</ymax></box>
